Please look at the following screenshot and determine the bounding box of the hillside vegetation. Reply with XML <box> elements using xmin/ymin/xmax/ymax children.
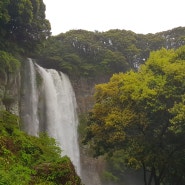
<box><xmin>0</xmin><ymin>111</ymin><xmax>82</xmax><ymax>185</ymax></box>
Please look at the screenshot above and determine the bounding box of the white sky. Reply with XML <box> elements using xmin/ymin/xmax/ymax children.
<box><xmin>43</xmin><ymin>0</ymin><xmax>185</xmax><ymax>36</ymax></box>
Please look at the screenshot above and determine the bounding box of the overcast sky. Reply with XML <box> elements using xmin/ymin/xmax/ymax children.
<box><xmin>43</xmin><ymin>0</ymin><xmax>185</xmax><ymax>36</ymax></box>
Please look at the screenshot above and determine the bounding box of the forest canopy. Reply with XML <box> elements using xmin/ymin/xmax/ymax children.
<box><xmin>38</xmin><ymin>27</ymin><xmax>185</xmax><ymax>78</ymax></box>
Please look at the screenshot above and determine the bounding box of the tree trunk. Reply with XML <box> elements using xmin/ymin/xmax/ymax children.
<box><xmin>142</xmin><ymin>163</ymin><xmax>147</xmax><ymax>185</ymax></box>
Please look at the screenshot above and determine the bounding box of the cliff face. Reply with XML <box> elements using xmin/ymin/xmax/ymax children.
<box><xmin>71</xmin><ymin>75</ymin><xmax>112</xmax><ymax>185</ymax></box>
<box><xmin>72</xmin><ymin>75</ymin><xmax>111</xmax><ymax>114</ymax></box>
<box><xmin>0</xmin><ymin>72</ymin><xmax>20</xmax><ymax>115</ymax></box>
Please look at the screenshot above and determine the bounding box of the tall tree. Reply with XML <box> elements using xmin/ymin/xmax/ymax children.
<box><xmin>0</xmin><ymin>0</ymin><xmax>50</xmax><ymax>52</ymax></box>
<box><xmin>84</xmin><ymin>47</ymin><xmax>185</xmax><ymax>185</ymax></box>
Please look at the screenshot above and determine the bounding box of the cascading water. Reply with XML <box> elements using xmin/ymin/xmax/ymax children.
<box><xmin>21</xmin><ymin>59</ymin><xmax>81</xmax><ymax>176</ymax></box>
<box><xmin>21</xmin><ymin>58</ymin><xmax>39</xmax><ymax>136</ymax></box>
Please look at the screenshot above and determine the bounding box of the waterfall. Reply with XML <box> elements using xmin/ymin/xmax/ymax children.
<box><xmin>21</xmin><ymin>58</ymin><xmax>39</xmax><ymax>136</ymax></box>
<box><xmin>21</xmin><ymin>59</ymin><xmax>81</xmax><ymax>176</ymax></box>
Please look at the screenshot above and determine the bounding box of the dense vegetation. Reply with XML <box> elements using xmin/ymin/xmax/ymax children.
<box><xmin>1</xmin><ymin>1</ymin><xmax>185</xmax><ymax>185</ymax></box>
<box><xmin>83</xmin><ymin>46</ymin><xmax>185</xmax><ymax>185</ymax></box>
<box><xmin>0</xmin><ymin>0</ymin><xmax>50</xmax><ymax>55</ymax></box>
<box><xmin>0</xmin><ymin>111</ymin><xmax>82</xmax><ymax>185</ymax></box>
<box><xmin>38</xmin><ymin>27</ymin><xmax>185</xmax><ymax>79</ymax></box>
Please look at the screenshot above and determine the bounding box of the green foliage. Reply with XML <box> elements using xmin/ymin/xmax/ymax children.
<box><xmin>0</xmin><ymin>0</ymin><xmax>51</xmax><ymax>54</ymax></box>
<box><xmin>38</xmin><ymin>27</ymin><xmax>185</xmax><ymax>79</ymax></box>
<box><xmin>78</xmin><ymin>114</ymin><xmax>88</xmax><ymax>140</ymax></box>
<box><xmin>0</xmin><ymin>111</ymin><xmax>82</xmax><ymax>185</ymax></box>
<box><xmin>0</xmin><ymin>51</ymin><xmax>20</xmax><ymax>74</ymax></box>
<box><xmin>84</xmin><ymin>46</ymin><xmax>185</xmax><ymax>185</ymax></box>
<box><xmin>34</xmin><ymin>156</ymin><xmax>82</xmax><ymax>185</ymax></box>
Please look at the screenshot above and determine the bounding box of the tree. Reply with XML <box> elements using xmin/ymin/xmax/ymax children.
<box><xmin>0</xmin><ymin>0</ymin><xmax>51</xmax><ymax>52</ymax></box>
<box><xmin>84</xmin><ymin>47</ymin><xmax>185</xmax><ymax>185</ymax></box>
<box><xmin>100</xmin><ymin>50</ymin><xmax>129</xmax><ymax>74</ymax></box>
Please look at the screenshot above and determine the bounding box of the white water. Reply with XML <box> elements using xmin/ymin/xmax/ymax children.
<box><xmin>22</xmin><ymin>59</ymin><xmax>81</xmax><ymax>176</ymax></box>
<box><xmin>21</xmin><ymin>59</ymin><xmax>39</xmax><ymax>136</ymax></box>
